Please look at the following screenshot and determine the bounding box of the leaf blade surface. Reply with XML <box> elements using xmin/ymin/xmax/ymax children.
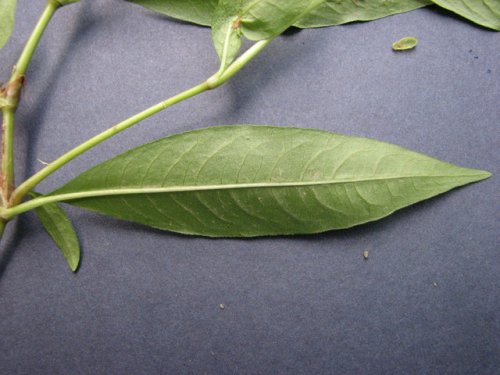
<box><xmin>211</xmin><ymin>0</ymin><xmax>325</xmax><ymax>65</ymax></box>
<box><xmin>126</xmin><ymin>0</ymin><xmax>219</xmax><ymax>26</ymax></box>
<box><xmin>0</xmin><ymin>0</ymin><xmax>17</xmax><ymax>50</ymax></box>
<box><xmin>295</xmin><ymin>0</ymin><xmax>431</xmax><ymax>28</ymax></box>
<box><xmin>31</xmin><ymin>193</ymin><xmax>80</xmax><ymax>271</ymax></box>
<box><xmin>430</xmin><ymin>0</ymin><xmax>500</xmax><ymax>30</ymax></box>
<box><xmin>50</xmin><ymin>126</ymin><xmax>490</xmax><ymax>237</ymax></box>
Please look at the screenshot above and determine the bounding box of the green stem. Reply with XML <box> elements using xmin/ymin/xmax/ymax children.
<box><xmin>14</xmin><ymin>0</ymin><xmax>60</xmax><ymax>76</ymax></box>
<box><xmin>208</xmin><ymin>38</ymin><xmax>273</xmax><ymax>89</ymax></box>
<box><xmin>0</xmin><ymin>0</ymin><xmax>60</xmax><ymax>207</ymax></box>
<box><xmin>10</xmin><ymin>39</ymin><xmax>273</xmax><ymax>207</ymax></box>
<box><xmin>1</xmin><ymin>109</ymin><xmax>15</xmax><ymax>204</ymax></box>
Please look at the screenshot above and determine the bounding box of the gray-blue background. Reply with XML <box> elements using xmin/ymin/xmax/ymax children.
<box><xmin>0</xmin><ymin>1</ymin><xmax>498</xmax><ymax>374</ymax></box>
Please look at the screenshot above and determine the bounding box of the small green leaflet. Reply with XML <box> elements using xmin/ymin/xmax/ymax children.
<box><xmin>31</xmin><ymin>192</ymin><xmax>80</xmax><ymax>272</ymax></box>
<box><xmin>430</xmin><ymin>0</ymin><xmax>500</xmax><ymax>31</ymax></box>
<box><xmin>126</xmin><ymin>0</ymin><xmax>218</xmax><ymax>26</ymax></box>
<box><xmin>48</xmin><ymin>126</ymin><xmax>490</xmax><ymax>237</ymax></box>
<box><xmin>392</xmin><ymin>36</ymin><xmax>418</xmax><ymax>51</ymax></box>
<box><xmin>0</xmin><ymin>0</ymin><xmax>17</xmax><ymax>50</ymax></box>
<box><xmin>294</xmin><ymin>0</ymin><xmax>431</xmax><ymax>28</ymax></box>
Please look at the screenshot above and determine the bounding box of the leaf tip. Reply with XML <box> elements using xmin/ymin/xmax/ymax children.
<box><xmin>460</xmin><ymin>168</ymin><xmax>492</xmax><ymax>184</ymax></box>
<box><xmin>68</xmin><ymin>255</ymin><xmax>80</xmax><ymax>273</ymax></box>
<box><xmin>476</xmin><ymin>170</ymin><xmax>492</xmax><ymax>180</ymax></box>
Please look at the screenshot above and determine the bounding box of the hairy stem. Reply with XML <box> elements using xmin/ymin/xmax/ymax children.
<box><xmin>10</xmin><ymin>39</ymin><xmax>272</xmax><ymax>207</ymax></box>
<box><xmin>0</xmin><ymin>0</ymin><xmax>60</xmax><ymax>208</ymax></box>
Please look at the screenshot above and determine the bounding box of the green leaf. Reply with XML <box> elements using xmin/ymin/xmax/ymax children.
<box><xmin>294</xmin><ymin>0</ymin><xmax>431</xmax><ymax>28</ymax></box>
<box><xmin>50</xmin><ymin>126</ymin><xmax>490</xmax><ymax>237</ymax></box>
<box><xmin>392</xmin><ymin>36</ymin><xmax>418</xmax><ymax>51</ymax></box>
<box><xmin>31</xmin><ymin>192</ymin><xmax>80</xmax><ymax>272</ymax></box>
<box><xmin>57</xmin><ymin>0</ymin><xmax>80</xmax><ymax>5</ymax></box>
<box><xmin>0</xmin><ymin>0</ymin><xmax>17</xmax><ymax>50</ymax></box>
<box><xmin>211</xmin><ymin>0</ymin><xmax>325</xmax><ymax>66</ymax></box>
<box><xmin>126</xmin><ymin>0</ymin><xmax>219</xmax><ymax>26</ymax></box>
<box><xmin>430</xmin><ymin>0</ymin><xmax>500</xmax><ymax>31</ymax></box>
<box><xmin>211</xmin><ymin>0</ymin><xmax>244</xmax><ymax>69</ymax></box>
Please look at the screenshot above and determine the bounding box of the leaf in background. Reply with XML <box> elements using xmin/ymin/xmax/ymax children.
<box><xmin>430</xmin><ymin>0</ymin><xmax>500</xmax><ymax>31</ymax></box>
<box><xmin>31</xmin><ymin>193</ymin><xmax>80</xmax><ymax>272</ymax></box>
<box><xmin>126</xmin><ymin>0</ymin><xmax>219</xmax><ymax>26</ymax></box>
<box><xmin>211</xmin><ymin>0</ymin><xmax>244</xmax><ymax>69</ymax></box>
<box><xmin>49</xmin><ymin>126</ymin><xmax>490</xmax><ymax>237</ymax></box>
<box><xmin>57</xmin><ymin>0</ymin><xmax>80</xmax><ymax>5</ymax></box>
<box><xmin>294</xmin><ymin>0</ymin><xmax>431</xmax><ymax>28</ymax></box>
<box><xmin>0</xmin><ymin>0</ymin><xmax>17</xmax><ymax>50</ymax></box>
<box><xmin>212</xmin><ymin>0</ymin><xmax>325</xmax><ymax>65</ymax></box>
<box><xmin>236</xmin><ymin>0</ymin><xmax>326</xmax><ymax>40</ymax></box>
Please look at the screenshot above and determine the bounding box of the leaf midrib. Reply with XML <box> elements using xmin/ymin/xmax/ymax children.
<box><xmin>52</xmin><ymin>172</ymin><xmax>487</xmax><ymax>201</ymax></box>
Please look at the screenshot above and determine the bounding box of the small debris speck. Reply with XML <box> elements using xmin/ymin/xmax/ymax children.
<box><xmin>219</xmin><ymin>304</ymin><xmax>225</xmax><ymax>310</ymax></box>
<box><xmin>363</xmin><ymin>250</ymin><xmax>369</xmax><ymax>260</ymax></box>
<box><xmin>433</xmin><ymin>282</ymin><xmax>438</xmax><ymax>288</ymax></box>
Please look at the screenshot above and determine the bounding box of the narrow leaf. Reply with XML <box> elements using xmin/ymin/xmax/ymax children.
<box><xmin>0</xmin><ymin>0</ymin><xmax>17</xmax><ymax>50</ymax></box>
<box><xmin>430</xmin><ymin>0</ymin><xmax>500</xmax><ymax>31</ymax></box>
<box><xmin>126</xmin><ymin>0</ymin><xmax>219</xmax><ymax>26</ymax></box>
<box><xmin>50</xmin><ymin>126</ymin><xmax>490</xmax><ymax>237</ymax></box>
<box><xmin>57</xmin><ymin>0</ymin><xmax>80</xmax><ymax>5</ymax></box>
<box><xmin>294</xmin><ymin>0</ymin><xmax>431</xmax><ymax>28</ymax></box>
<box><xmin>31</xmin><ymin>193</ymin><xmax>80</xmax><ymax>271</ymax></box>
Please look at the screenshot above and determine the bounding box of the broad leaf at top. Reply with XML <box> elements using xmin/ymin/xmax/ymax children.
<box><xmin>126</xmin><ymin>0</ymin><xmax>219</xmax><ymax>26</ymax></box>
<box><xmin>31</xmin><ymin>193</ymin><xmax>80</xmax><ymax>272</ymax></box>
<box><xmin>49</xmin><ymin>126</ymin><xmax>490</xmax><ymax>237</ymax></box>
<box><xmin>430</xmin><ymin>0</ymin><xmax>500</xmax><ymax>30</ymax></box>
<box><xmin>295</xmin><ymin>0</ymin><xmax>431</xmax><ymax>28</ymax></box>
<box><xmin>0</xmin><ymin>0</ymin><xmax>17</xmax><ymax>50</ymax></box>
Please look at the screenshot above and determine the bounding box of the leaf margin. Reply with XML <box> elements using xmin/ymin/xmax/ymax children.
<box><xmin>30</xmin><ymin>192</ymin><xmax>81</xmax><ymax>272</ymax></box>
<box><xmin>47</xmin><ymin>125</ymin><xmax>492</xmax><ymax>237</ymax></box>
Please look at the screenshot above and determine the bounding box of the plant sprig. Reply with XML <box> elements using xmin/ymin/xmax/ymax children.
<box><xmin>0</xmin><ymin>0</ymin><xmax>496</xmax><ymax>271</ymax></box>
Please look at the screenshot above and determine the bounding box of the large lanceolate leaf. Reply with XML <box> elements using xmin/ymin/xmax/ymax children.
<box><xmin>0</xmin><ymin>0</ymin><xmax>17</xmax><ymax>50</ymax></box>
<box><xmin>294</xmin><ymin>0</ymin><xmax>431</xmax><ymax>28</ymax></box>
<box><xmin>430</xmin><ymin>0</ymin><xmax>500</xmax><ymax>30</ymax></box>
<box><xmin>126</xmin><ymin>0</ymin><xmax>218</xmax><ymax>26</ymax></box>
<box><xmin>50</xmin><ymin>126</ymin><xmax>490</xmax><ymax>237</ymax></box>
<box><xmin>31</xmin><ymin>193</ymin><xmax>80</xmax><ymax>272</ymax></box>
